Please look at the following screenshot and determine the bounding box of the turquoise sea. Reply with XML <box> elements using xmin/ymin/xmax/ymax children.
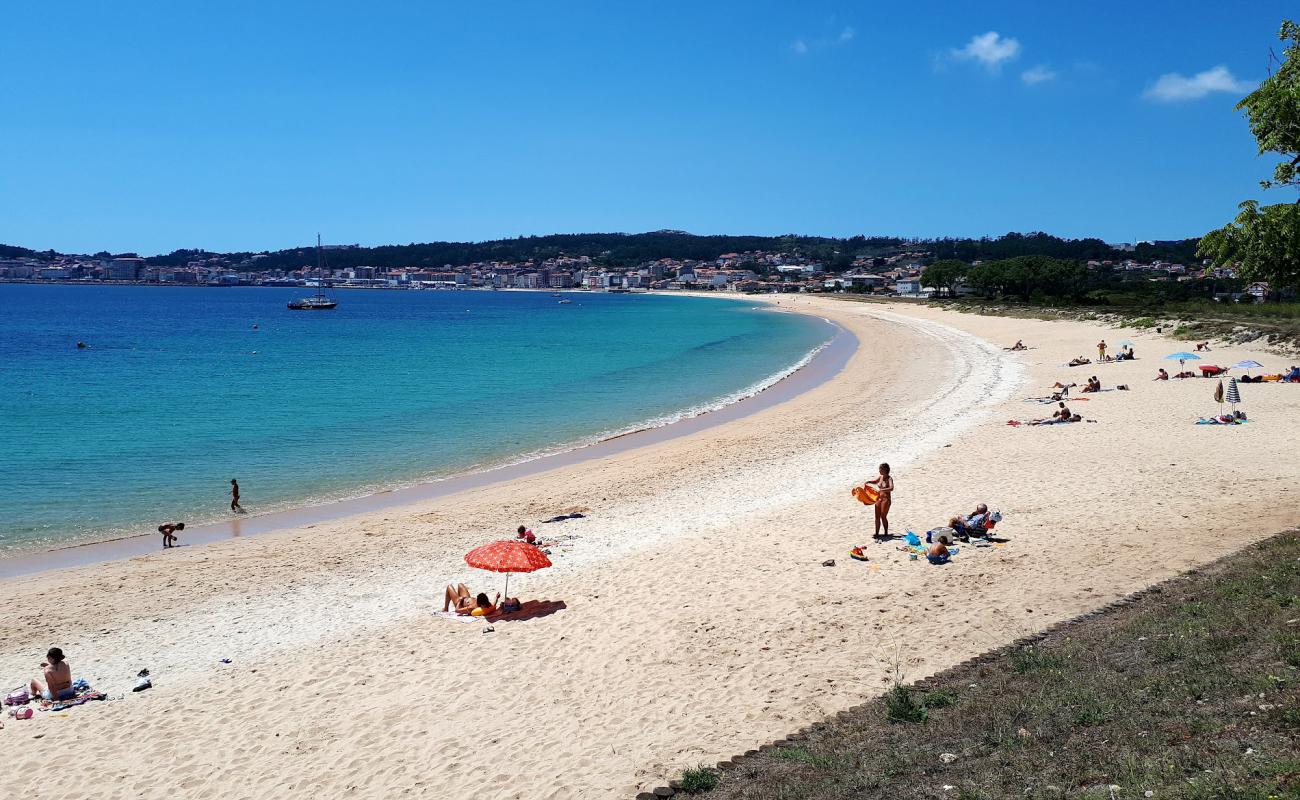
<box><xmin>0</xmin><ymin>285</ymin><xmax>831</xmax><ymax>554</ymax></box>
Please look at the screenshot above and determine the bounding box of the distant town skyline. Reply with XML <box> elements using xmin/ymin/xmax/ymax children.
<box><xmin>3</xmin><ymin>1</ymin><xmax>1292</xmax><ymax>254</ymax></box>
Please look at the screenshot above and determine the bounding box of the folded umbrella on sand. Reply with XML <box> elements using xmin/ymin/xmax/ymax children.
<box><xmin>465</xmin><ymin>540</ymin><xmax>552</xmax><ymax>598</ymax></box>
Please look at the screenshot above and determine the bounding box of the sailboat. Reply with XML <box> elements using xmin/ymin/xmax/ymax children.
<box><xmin>287</xmin><ymin>234</ymin><xmax>338</xmax><ymax>310</ymax></box>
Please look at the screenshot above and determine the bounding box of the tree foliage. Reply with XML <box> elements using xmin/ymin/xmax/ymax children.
<box><xmin>1199</xmin><ymin>201</ymin><xmax>1300</xmax><ymax>290</ymax></box>
<box><xmin>1199</xmin><ymin>19</ymin><xmax>1300</xmax><ymax>292</ymax></box>
<box><xmin>920</xmin><ymin>259</ymin><xmax>968</xmax><ymax>297</ymax></box>
<box><xmin>1239</xmin><ymin>19</ymin><xmax>1300</xmax><ymax>191</ymax></box>
<box><xmin>966</xmin><ymin>255</ymin><xmax>1088</xmax><ymax>300</ymax></box>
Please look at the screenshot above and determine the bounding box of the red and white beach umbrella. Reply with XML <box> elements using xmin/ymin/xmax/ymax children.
<box><xmin>464</xmin><ymin>540</ymin><xmax>552</xmax><ymax>597</ymax></box>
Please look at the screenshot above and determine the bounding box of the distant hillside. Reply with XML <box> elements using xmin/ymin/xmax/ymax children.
<box><xmin>0</xmin><ymin>243</ymin><xmax>36</xmax><ymax>259</ymax></box>
<box><xmin>0</xmin><ymin>232</ymin><xmax>1203</xmax><ymax>271</ymax></box>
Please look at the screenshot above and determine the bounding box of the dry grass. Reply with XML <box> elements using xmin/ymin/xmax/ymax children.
<box><xmin>695</xmin><ymin>531</ymin><xmax>1300</xmax><ymax>800</ymax></box>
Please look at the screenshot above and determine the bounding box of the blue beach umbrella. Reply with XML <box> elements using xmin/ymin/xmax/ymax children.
<box><xmin>1231</xmin><ymin>359</ymin><xmax>1264</xmax><ymax>377</ymax></box>
<box><xmin>1165</xmin><ymin>351</ymin><xmax>1200</xmax><ymax>377</ymax></box>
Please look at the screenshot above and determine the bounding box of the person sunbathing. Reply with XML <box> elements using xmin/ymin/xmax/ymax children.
<box><xmin>1054</xmin><ymin>402</ymin><xmax>1072</xmax><ymax>421</ymax></box>
<box><xmin>1068</xmin><ymin>357</ymin><xmax>1091</xmax><ymax>367</ymax></box>
<box><xmin>444</xmin><ymin>584</ymin><xmax>502</xmax><ymax>616</ymax></box>
<box><xmin>1285</xmin><ymin>366</ymin><xmax>1300</xmax><ymax>383</ymax></box>
<box><xmin>1175</xmin><ymin>370</ymin><xmax>1197</xmax><ymax>379</ymax></box>
<box><xmin>1009</xmin><ymin>340</ymin><xmax>1026</xmax><ymax>351</ymax></box>
<box><xmin>1155</xmin><ymin>368</ymin><xmax>1169</xmax><ymax>380</ymax></box>
<box><xmin>1080</xmin><ymin>376</ymin><xmax>1101</xmax><ymax>393</ymax></box>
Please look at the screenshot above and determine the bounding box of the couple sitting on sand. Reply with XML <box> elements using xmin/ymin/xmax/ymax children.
<box><xmin>1080</xmin><ymin>376</ymin><xmax>1102</xmax><ymax>393</ymax></box>
<box><xmin>1031</xmin><ymin>402</ymin><xmax>1079</xmax><ymax>425</ymax></box>
<box><xmin>443</xmin><ymin>585</ymin><xmax>521</xmax><ymax>617</ymax></box>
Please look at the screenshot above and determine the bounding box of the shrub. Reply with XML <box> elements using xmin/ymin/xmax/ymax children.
<box><xmin>679</xmin><ymin>766</ymin><xmax>718</xmax><ymax>794</ymax></box>
<box><xmin>886</xmin><ymin>685</ymin><xmax>929</xmax><ymax>723</ymax></box>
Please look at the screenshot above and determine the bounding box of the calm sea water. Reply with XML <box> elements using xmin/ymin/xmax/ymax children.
<box><xmin>1</xmin><ymin>285</ymin><xmax>830</xmax><ymax>554</ymax></box>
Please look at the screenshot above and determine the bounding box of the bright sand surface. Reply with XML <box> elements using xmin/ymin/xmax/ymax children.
<box><xmin>3</xmin><ymin>297</ymin><xmax>1298</xmax><ymax>799</ymax></box>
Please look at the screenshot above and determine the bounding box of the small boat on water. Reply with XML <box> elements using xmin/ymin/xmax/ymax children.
<box><xmin>558</xmin><ymin>299</ymin><xmax>573</xmax><ymax>304</ymax></box>
<box><xmin>288</xmin><ymin>234</ymin><xmax>338</xmax><ymax>310</ymax></box>
<box><xmin>287</xmin><ymin>294</ymin><xmax>337</xmax><ymax>310</ymax></box>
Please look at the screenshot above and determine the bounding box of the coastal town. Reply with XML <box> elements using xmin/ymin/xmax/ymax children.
<box><xmin>0</xmin><ymin>244</ymin><xmax>1259</xmax><ymax>298</ymax></box>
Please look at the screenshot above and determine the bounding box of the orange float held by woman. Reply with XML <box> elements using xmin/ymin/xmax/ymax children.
<box><xmin>851</xmin><ymin>484</ymin><xmax>880</xmax><ymax>506</ymax></box>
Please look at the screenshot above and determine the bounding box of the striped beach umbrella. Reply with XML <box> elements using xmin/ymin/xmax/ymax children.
<box><xmin>1226</xmin><ymin>377</ymin><xmax>1241</xmax><ymax>416</ymax></box>
<box><xmin>1232</xmin><ymin>359</ymin><xmax>1264</xmax><ymax>377</ymax></box>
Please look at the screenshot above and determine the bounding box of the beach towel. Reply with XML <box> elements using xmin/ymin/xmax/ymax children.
<box><xmin>47</xmin><ymin>691</ymin><xmax>106</xmax><ymax>712</ymax></box>
<box><xmin>1195</xmin><ymin>417</ymin><xmax>1249</xmax><ymax>425</ymax></box>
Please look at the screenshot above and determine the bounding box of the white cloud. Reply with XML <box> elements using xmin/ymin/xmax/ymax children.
<box><xmin>951</xmin><ymin>31</ymin><xmax>1021</xmax><ymax>72</ymax></box>
<box><xmin>791</xmin><ymin>25</ymin><xmax>855</xmax><ymax>55</ymax></box>
<box><xmin>1143</xmin><ymin>65</ymin><xmax>1253</xmax><ymax>102</ymax></box>
<box><xmin>1021</xmin><ymin>64</ymin><xmax>1057</xmax><ymax>85</ymax></box>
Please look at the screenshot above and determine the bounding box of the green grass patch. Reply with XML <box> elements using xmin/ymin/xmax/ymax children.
<box><xmin>1010</xmin><ymin>645</ymin><xmax>1064</xmax><ymax>673</ymax></box>
<box><xmin>679</xmin><ymin>766</ymin><xmax>719</xmax><ymax>794</ymax></box>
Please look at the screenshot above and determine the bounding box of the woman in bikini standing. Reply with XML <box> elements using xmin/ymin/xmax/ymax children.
<box><xmin>866</xmin><ymin>462</ymin><xmax>894</xmax><ymax>538</ymax></box>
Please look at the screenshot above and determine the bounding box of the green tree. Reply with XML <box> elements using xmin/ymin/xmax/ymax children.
<box><xmin>920</xmin><ymin>259</ymin><xmax>968</xmax><ymax>297</ymax></box>
<box><xmin>1199</xmin><ymin>201</ymin><xmax>1300</xmax><ymax>291</ymax></box>
<box><xmin>1199</xmin><ymin>19</ymin><xmax>1300</xmax><ymax>292</ymax></box>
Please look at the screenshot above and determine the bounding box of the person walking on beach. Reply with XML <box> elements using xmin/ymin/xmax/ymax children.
<box><xmin>158</xmin><ymin>521</ymin><xmax>185</xmax><ymax>548</ymax></box>
<box><xmin>866</xmin><ymin>463</ymin><xmax>894</xmax><ymax>539</ymax></box>
<box><xmin>230</xmin><ymin>479</ymin><xmax>243</xmax><ymax>513</ymax></box>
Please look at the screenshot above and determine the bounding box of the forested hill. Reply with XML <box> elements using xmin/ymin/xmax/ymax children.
<box><xmin>0</xmin><ymin>231</ymin><xmax>1202</xmax><ymax>270</ymax></box>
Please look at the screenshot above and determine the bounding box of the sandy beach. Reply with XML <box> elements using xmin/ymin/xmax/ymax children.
<box><xmin>3</xmin><ymin>297</ymin><xmax>1298</xmax><ymax>799</ymax></box>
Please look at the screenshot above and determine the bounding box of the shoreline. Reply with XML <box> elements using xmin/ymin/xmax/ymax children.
<box><xmin>0</xmin><ymin>302</ymin><xmax>850</xmax><ymax>579</ymax></box>
<box><xmin>3</xmin><ymin>297</ymin><xmax>1297</xmax><ymax>799</ymax></box>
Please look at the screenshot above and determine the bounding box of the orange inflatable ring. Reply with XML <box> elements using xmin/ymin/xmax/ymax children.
<box><xmin>851</xmin><ymin>485</ymin><xmax>880</xmax><ymax>506</ymax></box>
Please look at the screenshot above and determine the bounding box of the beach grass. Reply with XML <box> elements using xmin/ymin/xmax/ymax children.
<box><xmin>695</xmin><ymin>530</ymin><xmax>1300</xmax><ymax>799</ymax></box>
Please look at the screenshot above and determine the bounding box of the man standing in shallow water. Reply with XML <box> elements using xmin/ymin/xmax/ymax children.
<box><xmin>230</xmin><ymin>479</ymin><xmax>244</xmax><ymax>513</ymax></box>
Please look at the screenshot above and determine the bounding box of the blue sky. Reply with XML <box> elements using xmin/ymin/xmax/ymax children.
<box><xmin>2</xmin><ymin>1</ymin><xmax>1293</xmax><ymax>254</ymax></box>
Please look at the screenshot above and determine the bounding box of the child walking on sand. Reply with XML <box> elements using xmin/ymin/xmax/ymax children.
<box><xmin>866</xmin><ymin>463</ymin><xmax>894</xmax><ymax>538</ymax></box>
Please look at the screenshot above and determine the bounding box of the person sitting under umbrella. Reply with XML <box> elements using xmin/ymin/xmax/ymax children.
<box><xmin>443</xmin><ymin>584</ymin><xmax>519</xmax><ymax>616</ymax></box>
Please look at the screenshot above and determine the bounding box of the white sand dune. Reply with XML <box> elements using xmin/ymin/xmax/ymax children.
<box><xmin>2</xmin><ymin>298</ymin><xmax>1297</xmax><ymax>799</ymax></box>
